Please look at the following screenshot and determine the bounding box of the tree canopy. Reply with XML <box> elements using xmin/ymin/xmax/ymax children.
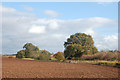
<box><xmin>16</xmin><ymin>50</ymin><xmax>25</xmax><ymax>58</ymax></box>
<box><xmin>54</xmin><ymin>52</ymin><xmax>65</xmax><ymax>61</ymax></box>
<box><xmin>16</xmin><ymin>43</ymin><xmax>51</xmax><ymax>60</ymax></box>
<box><xmin>38</xmin><ymin>50</ymin><xmax>51</xmax><ymax>61</ymax></box>
<box><xmin>64</xmin><ymin>33</ymin><xmax>98</xmax><ymax>59</ymax></box>
<box><xmin>64</xmin><ymin>44</ymin><xmax>85</xmax><ymax>59</ymax></box>
<box><xmin>23</xmin><ymin>43</ymin><xmax>40</xmax><ymax>58</ymax></box>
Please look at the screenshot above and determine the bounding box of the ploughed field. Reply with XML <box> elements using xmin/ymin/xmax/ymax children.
<box><xmin>2</xmin><ymin>57</ymin><xmax>119</xmax><ymax>78</ymax></box>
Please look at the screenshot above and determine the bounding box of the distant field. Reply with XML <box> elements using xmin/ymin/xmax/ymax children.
<box><xmin>2</xmin><ymin>57</ymin><xmax>119</xmax><ymax>78</ymax></box>
<box><xmin>2</xmin><ymin>55</ymin><xmax>16</xmax><ymax>58</ymax></box>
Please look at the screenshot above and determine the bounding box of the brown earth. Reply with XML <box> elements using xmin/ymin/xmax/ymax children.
<box><xmin>2</xmin><ymin>57</ymin><xmax>119</xmax><ymax>78</ymax></box>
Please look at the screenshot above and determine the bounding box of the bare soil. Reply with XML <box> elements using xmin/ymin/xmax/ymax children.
<box><xmin>2</xmin><ymin>57</ymin><xmax>119</xmax><ymax>78</ymax></box>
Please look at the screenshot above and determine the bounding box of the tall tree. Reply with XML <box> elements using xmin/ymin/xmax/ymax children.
<box><xmin>64</xmin><ymin>33</ymin><xmax>98</xmax><ymax>59</ymax></box>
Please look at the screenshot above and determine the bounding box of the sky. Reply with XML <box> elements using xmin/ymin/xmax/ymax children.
<box><xmin>1</xmin><ymin>2</ymin><xmax>118</xmax><ymax>54</ymax></box>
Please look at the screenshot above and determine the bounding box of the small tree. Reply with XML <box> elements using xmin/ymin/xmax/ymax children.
<box><xmin>16</xmin><ymin>50</ymin><xmax>25</xmax><ymax>58</ymax></box>
<box><xmin>54</xmin><ymin>52</ymin><xmax>65</xmax><ymax>61</ymax></box>
<box><xmin>23</xmin><ymin>43</ymin><xmax>39</xmax><ymax>58</ymax></box>
<box><xmin>38</xmin><ymin>50</ymin><xmax>51</xmax><ymax>61</ymax></box>
<box><xmin>39</xmin><ymin>50</ymin><xmax>51</xmax><ymax>55</ymax></box>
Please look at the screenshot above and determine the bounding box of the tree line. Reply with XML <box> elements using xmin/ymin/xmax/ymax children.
<box><xmin>16</xmin><ymin>33</ymin><xmax>98</xmax><ymax>60</ymax></box>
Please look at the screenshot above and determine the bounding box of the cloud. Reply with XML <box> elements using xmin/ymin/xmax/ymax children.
<box><xmin>2</xmin><ymin>5</ymin><xmax>34</xmax><ymax>17</ymax></box>
<box><xmin>1</xmin><ymin>5</ymin><xmax>118</xmax><ymax>54</ymax></box>
<box><xmin>103</xmin><ymin>34</ymin><xmax>118</xmax><ymax>49</ymax></box>
<box><xmin>28</xmin><ymin>25</ymin><xmax>46</xmax><ymax>34</ymax></box>
<box><xmin>83</xmin><ymin>29</ymin><xmax>95</xmax><ymax>36</ymax></box>
<box><xmin>48</xmin><ymin>20</ymin><xmax>59</xmax><ymax>30</ymax></box>
<box><xmin>44</xmin><ymin>10</ymin><xmax>59</xmax><ymax>18</ymax></box>
<box><xmin>52</xmin><ymin>34</ymin><xmax>66</xmax><ymax>39</ymax></box>
<box><xmin>95</xmin><ymin>34</ymin><xmax>118</xmax><ymax>50</ymax></box>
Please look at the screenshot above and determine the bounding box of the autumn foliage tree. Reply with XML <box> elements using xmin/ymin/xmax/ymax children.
<box><xmin>64</xmin><ymin>33</ymin><xmax>98</xmax><ymax>59</ymax></box>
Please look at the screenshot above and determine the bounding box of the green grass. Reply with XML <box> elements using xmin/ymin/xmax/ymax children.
<box><xmin>51</xmin><ymin>57</ymin><xmax>58</xmax><ymax>61</ymax></box>
<box><xmin>22</xmin><ymin>58</ymin><xmax>35</xmax><ymax>60</ymax></box>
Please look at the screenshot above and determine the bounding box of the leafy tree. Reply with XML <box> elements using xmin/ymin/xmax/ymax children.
<box><xmin>54</xmin><ymin>52</ymin><xmax>65</xmax><ymax>61</ymax></box>
<box><xmin>92</xmin><ymin>47</ymin><xmax>98</xmax><ymax>54</ymax></box>
<box><xmin>39</xmin><ymin>50</ymin><xmax>51</xmax><ymax>55</ymax></box>
<box><xmin>38</xmin><ymin>50</ymin><xmax>51</xmax><ymax>61</ymax></box>
<box><xmin>23</xmin><ymin>43</ymin><xmax>39</xmax><ymax>51</ymax></box>
<box><xmin>64</xmin><ymin>33</ymin><xmax>98</xmax><ymax>59</ymax></box>
<box><xmin>23</xmin><ymin>43</ymin><xmax>39</xmax><ymax>58</ymax></box>
<box><xmin>64</xmin><ymin>44</ymin><xmax>85</xmax><ymax>59</ymax></box>
<box><xmin>64</xmin><ymin>33</ymin><xmax>94</xmax><ymax>48</ymax></box>
<box><xmin>16</xmin><ymin>50</ymin><xmax>25</xmax><ymax>58</ymax></box>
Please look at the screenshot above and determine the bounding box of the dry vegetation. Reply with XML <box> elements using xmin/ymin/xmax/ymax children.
<box><xmin>80</xmin><ymin>51</ymin><xmax>120</xmax><ymax>61</ymax></box>
<box><xmin>3</xmin><ymin>55</ymin><xmax>16</xmax><ymax>58</ymax></box>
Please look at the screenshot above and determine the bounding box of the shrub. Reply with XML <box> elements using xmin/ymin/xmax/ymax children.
<box><xmin>16</xmin><ymin>43</ymin><xmax>52</xmax><ymax>60</ymax></box>
<box><xmin>93</xmin><ymin>51</ymin><xmax>119</xmax><ymax>60</ymax></box>
<box><xmin>23</xmin><ymin>43</ymin><xmax>40</xmax><ymax>58</ymax></box>
<box><xmin>37</xmin><ymin>50</ymin><xmax>51</xmax><ymax>61</ymax></box>
<box><xmin>39</xmin><ymin>50</ymin><xmax>51</xmax><ymax>55</ymax></box>
<box><xmin>54</xmin><ymin>52</ymin><xmax>65</xmax><ymax>61</ymax></box>
<box><xmin>25</xmin><ymin>51</ymin><xmax>39</xmax><ymax>59</ymax></box>
<box><xmin>93</xmin><ymin>52</ymin><xmax>105</xmax><ymax>60</ymax></box>
<box><xmin>16</xmin><ymin>50</ymin><xmax>25</xmax><ymax>58</ymax></box>
<box><xmin>80</xmin><ymin>50</ymin><xmax>120</xmax><ymax>61</ymax></box>
<box><xmin>38</xmin><ymin>55</ymin><xmax>50</xmax><ymax>61</ymax></box>
<box><xmin>80</xmin><ymin>55</ymin><xmax>94</xmax><ymax>60</ymax></box>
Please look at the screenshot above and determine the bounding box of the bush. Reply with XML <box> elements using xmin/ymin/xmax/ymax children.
<box><xmin>16</xmin><ymin>50</ymin><xmax>25</xmax><ymax>58</ymax></box>
<box><xmin>24</xmin><ymin>50</ymin><xmax>40</xmax><ymax>59</ymax></box>
<box><xmin>37</xmin><ymin>50</ymin><xmax>51</xmax><ymax>61</ymax></box>
<box><xmin>23</xmin><ymin>43</ymin><xmax>40</xmax><ymax>58</ymax></box>
<box><xmin>93</xmin><ymin>51</ymin><xmax>119</xmax><ymax>60</ymax></box>
<box><xmin>16</xmin><ymin>43</ymin><xmax>52</xmax><ymax>61</ymax></box>
<box><xmin>39</xmin><ymin>50</ymin><xmax>51</xmax><ymax>55</ymax></box>
<box><xmin>80</xmin><ymin>55</ymin><xmax>94</xmax><ymax>60</ymax></box>
<box><xmin>54</xmin><ymin>52</ymin><xmax>65</xmax><ymax>61</ymax></box>
<box><xmin>38</xmin><ymin>54</ymin><xmax>50</xmax><ymax>61</ymax></box>
<box><xmin>80</xmin><ymin>50</ymin><xmax>120</xmax><ymax>61</ymax></box>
